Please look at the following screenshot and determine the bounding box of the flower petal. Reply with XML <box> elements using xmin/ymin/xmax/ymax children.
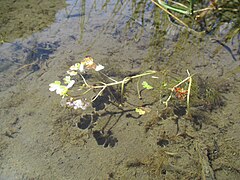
<box><xmin>66</xmin><ymin>80</ymin><xmax>75</xmax><ymax>88</ymax></box>
<box><xmin>63</xmin><ymin>76</ymin><xmax>71</xmax><ymax>84</ymax></box>
<box><xmin>49</xmin><ymin>81</ymin><xmax>61</xmax><ymax>91</ymax></box>
<box><xmin>67</xmin><ymin>70</ymin><xmax>78</xmax><ymax>76</ymax></box>
<box><xmin>56</xmin><ymin>85</ymin><xmax>68</xmax><ymax>96</ymax></box>
<box><xmin>70</xmin><ymin>63</ymin><xmax>81</xmax><ymax>70</ymax></box>
<box><xmin>95</xmin><ymin>64</ymin><xmax>104</xmax><ymax>71</ymax></box>
<box><xmin>79</xmin><ymin>63</ymin><xmax>85</xmax><ymax>73</ymax></box>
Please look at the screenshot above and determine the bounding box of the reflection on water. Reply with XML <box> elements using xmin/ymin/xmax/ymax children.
<box><xmin>0</xmin><ymin>0</ymin><xmax>239</xmax><ymax>90</ymax></box>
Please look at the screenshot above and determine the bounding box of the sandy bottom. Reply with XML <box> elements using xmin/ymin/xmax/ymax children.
<box><xmin>0</xmin><ymin>0</ymin><xmax>240</xmax><ymax>179</ymax></box>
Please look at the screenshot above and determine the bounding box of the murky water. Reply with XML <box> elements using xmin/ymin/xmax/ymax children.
<box><xmin>0</xmin><ymin>0</ymin><xmax>239</xmax><ymax>179</ymax></box>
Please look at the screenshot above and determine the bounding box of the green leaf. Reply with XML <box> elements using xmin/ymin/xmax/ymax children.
<box><xmin>142</xmin><ymin>81</ymin><xmax>153</xmax><ymax>90</ymax></box>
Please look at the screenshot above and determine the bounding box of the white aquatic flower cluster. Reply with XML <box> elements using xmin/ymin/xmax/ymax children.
<box><xmin>49</xmin><ymin>56</ymin><xmax>104</xmax><ymax>110</ymax></box>
<box><xmin>63</xmin><ymin>76</ymin><xmax>75</xmax><ymax>88</ymax></box>
<box><xmin>49</xmin><ymin>75</ymin><xmax>75</xmax><ymax>97</ymax></box>
<box><xmin>49</xmin><ymin>81</ymin><xmax>69</xmax><ymax>97</ymax></box>
<box><xmin>67</xmin><ymin>56</ymin><xmax>104</xmax><ymax>76</ymax></box>
<box><xmin>66</xmin><ymin>99</ymin><xmax>89</xmax><ymax>110</ymax></box>
<box><xmin>67</xmin><ymin>63</ymin><xmax>81</xmax><ymax>76</ymax></box>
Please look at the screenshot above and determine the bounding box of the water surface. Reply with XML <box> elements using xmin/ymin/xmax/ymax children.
<box><xmin>0</xmin><ymin>0</ymin><xmax>239</xmax><ymax>179</ymax></box>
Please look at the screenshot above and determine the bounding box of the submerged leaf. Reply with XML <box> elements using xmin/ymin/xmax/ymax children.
<box><xmin>142</xmin><ymin>81</ymin><xmax>153</xmax><ymax>90</ymax></box>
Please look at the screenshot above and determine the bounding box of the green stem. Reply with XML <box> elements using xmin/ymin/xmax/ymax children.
<box><xmin>157</xmin><ymin>0</ymin><xmax>191</xmax><ymax>15</ymax></box>
<box><xmin>92</xmin><ymin>70</ymin><xmax>156</xmax><ymax>102</ymax></box>
<box><xmin>189</xmin><ymin>0</ymin><xmax>194</xmax><ymax>15</ymax></box>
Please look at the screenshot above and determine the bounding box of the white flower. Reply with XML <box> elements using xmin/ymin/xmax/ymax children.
<box><xmin>67</xmin><ymin>70</ymin><xmax>78</xmax><ymax>76</ymax></box>
<box><xmin>63</xmin><ymin>76</ymin><xmax>71</xmax><ymax>84</ymax></box>
<box><xmin>66</xmin><ymin>80</ymin><xmax>75</xmax><ymax>88</ymax></box>
<box><xmin>49</xmin><ymin>81</ymin><xmax>61</xmax><ymax>92</ymax></box>
<box><xmin>79</xmin><ymin>63</ymin><xmax>85</xmax><ymax>73</ymax></box>
<box><xmin>66</xmin><ymin>99</ymin><xmax>89</xmax><ymax>110</ymax></box>
<box><xmin>69</xmin><ymin>62</ymin><xmax>85</xmax><ymax>73</ymax></box>
<box><xmin>56</xmin><ymin>86</ymin><xmax>68</xmax><ymax>96</ymax></box>
<box><xmin>70</xmin><ymin>63</ymin><xmax>81</xmax><ymax>71</ymax></box>
<box><xmin>72</xmin><ymin>99</ymin><xmax>88</xmax><ymax>110</ymax></box>
<box><xmin>63</xmin><ymin>76</ymin><xmax>75</xmax><ymax>88</ymax></box>
<box><xmin>72</xmin><ymin>99</ymin><xmax>84</xmax><ymax>109</ymax></box>
<box><xmin>95</xmin><ymin>64</ymin><xmax>104</xmax><ymax>71</ymax></box>
<box><xmin>49</xmin><ymin>81</ymin><xmax>68</xmax><ymax>97</ymax></box>
<box><xmin>66</xmin><ymin>101</ymin><xmax>74</xmax><ymax>107</ymax></box>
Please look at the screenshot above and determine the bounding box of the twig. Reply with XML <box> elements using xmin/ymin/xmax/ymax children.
<box><xmin>186</xmin><ymin>70</ymin><xmax>192</xmax><ymax>116</ymax></box>
<box><xmin>137</xmin><ymin>77</ymin><xmax>142</xmax><ymax>99</ymax></box>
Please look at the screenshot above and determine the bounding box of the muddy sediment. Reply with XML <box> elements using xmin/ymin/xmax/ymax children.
<box><xmin>0</xmin><ymin>0</ymin><xmax>66</xmax><ymax>42</ymax></box>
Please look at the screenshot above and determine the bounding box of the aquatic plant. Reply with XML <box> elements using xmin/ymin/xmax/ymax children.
<box><xmin>50</xmin><ymin>57</ymin><xmax>223</xmax><ymax>121</ymax></box>
<box><xmin>49</xmin><ymin>56</ymin><xmax>156</xmax><ymax>110</ymax></box>
<box><xmin>163</xmin><ymin>70</ymin><xmax>193</xmax><ymax>116</ymax></box>
<box><xmin>151</xmin><ymin>0</ymin><xmax>239</xmax><ymax>32</ymax></box>
<box><xmin>142</xmin><ymin>81</ymin><xmax>154</xmax><ymax>90</ymax></box>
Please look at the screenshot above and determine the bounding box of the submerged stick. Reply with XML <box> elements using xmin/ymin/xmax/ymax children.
<box><xmin>186</xmin><ymin>70</ymin><xmax>192</xmax><ymax>116</ymax></box>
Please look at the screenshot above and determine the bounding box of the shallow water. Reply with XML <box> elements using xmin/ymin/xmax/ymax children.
<box><xmin>0</xmin><ymin>0</ymin><xmax>240</xmax><ymax>179</ymax></box>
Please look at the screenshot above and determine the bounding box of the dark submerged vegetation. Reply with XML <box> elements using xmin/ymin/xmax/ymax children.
<box><xmin>151</xmin><ymin>0</ymin><xmax>239</xmax><ymax>34</ymax></box>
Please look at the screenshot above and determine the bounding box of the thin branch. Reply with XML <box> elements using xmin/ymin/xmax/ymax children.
<box><xmin>186</xmin><ymin>70</ymin><xmax>192</xmax><ymax>116</ymax></box>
